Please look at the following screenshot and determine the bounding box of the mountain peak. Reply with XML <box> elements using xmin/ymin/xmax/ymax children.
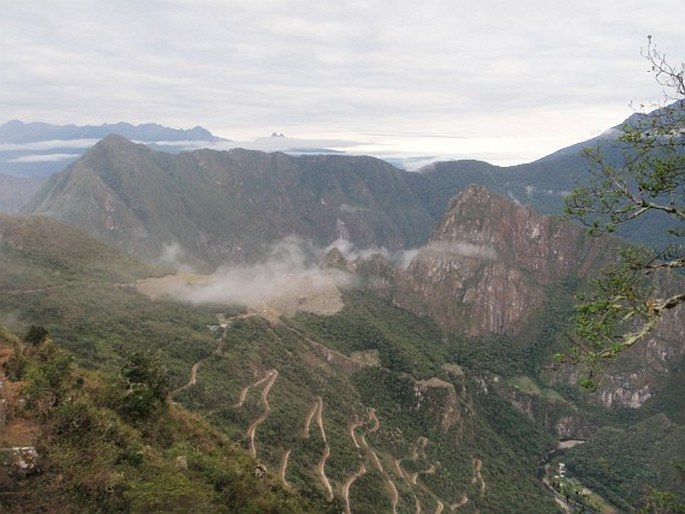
<box><xmin>95</xmin><ymin>133</ymin><xmax>138</xmax><ymax>147</ymax></box>
<box><xmin>457</xmin><ymin>183</ymin><xmax>497</xmax><ymax>201</ymax></box>
<box><xmin>88</xmin><ymin>133</ymin><xmax>157</xmax><ymax>156</ymax></box>
<box><xmin>399</xmin><ymin>185</ymin><xmax>611</xmax><ymax>335</ymax></box>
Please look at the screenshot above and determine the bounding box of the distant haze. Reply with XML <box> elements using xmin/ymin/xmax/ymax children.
<box><xmin>2</xmin><ymin>2</ymin><xmax>684</xmax><ymax>165</ymax></box>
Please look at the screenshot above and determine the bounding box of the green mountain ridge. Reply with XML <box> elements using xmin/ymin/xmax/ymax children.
<box><xmin>24</xmin><ymin>135</ymin><xmax>435</xmax><ymax>268</ymax></box>
<box><xmin>22</xmin><ymin>124</ymin><xmax>674</xmax><ymax>271</ymax></box>
<box><xmin>0</xmin><ymin>212</ymin><xmax>561</xmax><ymax>513</ymax></box>
<box><xmin>2</xmin><ymin>177</ymin><xmax>684</xmax><ymax>512</ymax></box>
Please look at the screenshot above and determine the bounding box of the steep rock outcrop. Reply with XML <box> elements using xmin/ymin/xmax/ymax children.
<box><xmin>413</xmin><ymin>377</ymin><xmax>462</xmax><ymax>433</ymax></box>
<box><xmin>396</xmin><ymin>185</ymin><xmax>613</xmax><ymax>335</ymax></box>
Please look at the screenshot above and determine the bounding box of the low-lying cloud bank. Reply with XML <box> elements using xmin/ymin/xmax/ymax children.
<box><xmin>420</xmin><ymin>241</ymin><xmax>498</xmax><ymax>260</ymax></box>
<box><xmin>139</xmin><ymin>237</ymin><xmax>421</xmax><ymax>312</ymax></box>
<box><xmin>326</xmin><ymin>238</ymin><xmax>419</xmax><ymax>269</ymax></box>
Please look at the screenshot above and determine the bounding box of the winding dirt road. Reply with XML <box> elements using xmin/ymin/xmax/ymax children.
<box><xmin>315</xmin><ymin>397</ymin><xmax>326</xmax><ymax>443</ymax></box>
<box><xmin>279</xmin><ymin>449</ymin><xmax>292</xmax><ymax>488</ymax></box>
<box><xmin>172</xmin><ymin>314</ymin><xmax>241</xmax><ymax>398</ymax></box>
<box><xmin>450</xmin><ymin>494</ymin><xmax>469</xmax><ymax>511</ymax></box>
<box><xmin>358</xmin><ymin>409</ymin><xmax>399</xmax><ymax>514</ymax></box>
<box><xmin>317</xmin><ymin>445</ymin><xmax>334</xmax><ymax>500</ymax></box>
<box><xmin>172</xmin><ymin>361</ymin><xmax>200</xmax><ymax>395</ymax></box>
<box><xmin>235</xmin><ymin>373</ymin><xmax>270</xmax><ymax>407</ymax></box>
<box><xmin>245</xmin><ymin>369</ymin><xmax>279</xmax><ymax>458</ymax></box>
<box><xmin>471</xmin><ymin>459</ymin><xmax>485</xmax><ymax>498</ymax></box>
<box><xmin>343</xmin><ymin>463</ymin><xmax>367</xmax><ymax>514</ymax></box>
<box><xmin>316</xmin><ymin>402</ymin><xmax>333</xmax><ymax>500</ymax></box>
<box><xmin>368</xmin><ymin>408</ymin><xmax>380</xmax><ymax>433</ymax></box>
<box><xmin>348</xmin><ymin>416</ymin><xmax>364</xmax><ymax>448</ymax></box>
<box><xmin>302</xmin><ymin>400</ymin><xmax>318</xmax><ymax>438</ymax></box>
<box><xmin>387</xmin><ymin>479</ymin><xmax>399</xmax><ymax>514</ymax></box>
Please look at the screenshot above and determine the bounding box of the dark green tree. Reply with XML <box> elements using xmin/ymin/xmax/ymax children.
<box><xmin>24</xmin><ymin>325</ymin><xmax>49</xmax><ymax>346</ymax></box>
<box><xmin>118</xmin><ymin>351</ymin><xmax>170</xmax><ymax>421</ymax></box>
<box><xmin>564</xmin><ymin>37</ymin><xmax>684</xmax><ymax>371</ymax></box>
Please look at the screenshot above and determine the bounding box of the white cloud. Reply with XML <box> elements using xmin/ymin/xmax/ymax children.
<box><xmin>0</xmin><ymin>140</ymin><xmax>99</xmax><ymax>152</ymax></box>
<box><xmin>423</xmin><ymin>241</ymin><xmax>498</xmax><ymax>261</ymax></box>
<box><xmin>140</xmin><ymin>237</ymin><xmax>353</xmax><ymax>309</ymax></box>
<box><xmin>2</xmin><ymin>1</ymin><xmax>684</xmax><ymax>164</ymax></box>
<box><xmin>326</xmin><ymin>238</ymin><xmax>420</xmax><ymax>269</ymax></box>
<box><xmin>8</xmin><ymin>153</ymin><xmax>79</xmax><ymax>163</ymax></box>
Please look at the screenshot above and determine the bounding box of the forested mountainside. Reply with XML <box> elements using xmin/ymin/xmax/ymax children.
<box><xmin>0</xmin><ymin>323</ymin><xmax>332</xmax><ymax>513</ymax></box>
<box><xmin>23</xmin><ymin>135</ymin><xmax>436</xmax><ymax>267</ymax></box>
<box><xmin>20</xmin><ymin>104</ymin><xmax>678</xmax><ymax>264</ymax></box>
<box><xmin>2</xmin><ymin>177</ymin><xmax>683</xmax><ymax>512</ymax></box>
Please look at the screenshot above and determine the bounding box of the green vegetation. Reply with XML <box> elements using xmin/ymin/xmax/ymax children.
<box><xmin>293</xmin><ymin>290</ymin><xmax>450</xmax><ymax>376</ymax></box>
<box><xmin>564</xmin><ymin>39</ymin><xmax>684</xmax><ymax>370</ymax></box>
<box><xmin>1</xmin><ymin>195</ymin><xmax>682</xmax><ymax>512</ymax></box>
<box><xmin>0</xmin><ymin>327</ymin><xmax>332</xmax><ymax>513</ymax></box>
<box><xmin>560</xmin><ymin>414</ymin><xmax>685</xmax><ymax>511</ymax></box>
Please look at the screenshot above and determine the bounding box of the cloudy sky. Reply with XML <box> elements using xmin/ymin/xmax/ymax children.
<box><xmin>2</xmin><ymin>1</ymin><xmax>683</xmax><ymax>165</ymax></box>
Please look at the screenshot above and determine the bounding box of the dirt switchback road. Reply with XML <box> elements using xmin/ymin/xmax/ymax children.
<box><xmin>244</xmin><ymin>369</ymin><xmax>278</xmax><ymax>458</ymax></box>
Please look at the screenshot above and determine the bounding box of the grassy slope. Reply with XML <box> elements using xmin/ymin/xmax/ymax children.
<box><xmin>0</xmin><ymin>326</ymin><xmax>332</xmax><ymax>513</ymax></box>
<box><xmin>1</xmin><ymin>213</ymin><xmax>682</xmax><ymax>512</ymax></box>
<box><xmin>0</xmin><ymin>215</ymin><xmax>559</xmax><ymax>513</ymax></box>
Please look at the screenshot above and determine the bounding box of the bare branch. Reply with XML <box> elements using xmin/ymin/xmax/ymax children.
<box><xmin>597</xmin><ymin>293</ymin><xmax>685</xmax><ymax>358</ymax></box>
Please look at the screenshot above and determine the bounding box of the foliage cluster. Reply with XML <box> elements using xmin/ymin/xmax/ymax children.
<box><xmin>560</xmin><ymin>414</ymin><xmax>685</xmax><ymax>512</ymax></box>
<box><xmin>0</xmin><ymin>327</ymin><xmax>332</xmax><ymax>513</ymax></box>
<box><xmin>564</xmin><ymin>38</ymin><xmax>684</xmax><ymax>372</ymax></box>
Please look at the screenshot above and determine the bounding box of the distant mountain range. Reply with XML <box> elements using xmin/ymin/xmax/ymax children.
<box><xmin>0</xmin><ymin>120</ymin><xmax>224</xmax><ymax>144</ymax></box>
<box><xmin>0</xmin><ymin>120</ymin><xmax>226</xmax><ymax>178</ymax></box>
<box><xmin>0</xmin><ymin>106</ymin><xmax>679</xmax><ymax>260</ymax></box>
<box><xmin>24</xmin><ymin>135</ymin><xmax>435</xmax><ymax>267</ymax></box>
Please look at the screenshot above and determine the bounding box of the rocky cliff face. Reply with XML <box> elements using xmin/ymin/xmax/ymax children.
<box><xmin>395</xmin><ymin>184</ymin><xmax>613</xmax><ymax>335</ymax></box>
<box><xmin>596</xmin><ymin>301</ymin><xmax>685</xmax><ymax>409</ymax></box>
<box><xmin>388</xmin><ymin>185</ymin><xmax>684</xmax><ymax>411</ymax></box>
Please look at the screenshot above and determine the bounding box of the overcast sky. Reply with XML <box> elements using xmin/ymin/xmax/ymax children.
<box><xmin>2</xmin><ymin>1</ymin><xmax>684</xmax><ymax>165</ymax></box>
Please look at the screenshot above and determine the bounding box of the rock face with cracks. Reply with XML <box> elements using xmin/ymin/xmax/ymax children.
<box><xmin>397</xmin><ymin>184</ymin><xmax>612</xmax><ymax>336</ymax></box>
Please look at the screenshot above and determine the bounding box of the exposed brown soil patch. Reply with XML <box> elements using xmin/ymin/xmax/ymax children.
<box><xmin>137</xmin><ymin>270</ymin><xmax>345</xmax><ymax>317</ymax></box>
<box><xmin>471</xmin><ymin>458</ymin><xmax>485</xmax><ymax>498</ymax></box>
<box><xmin>0</xmin><ymin>418</ymin><xmax>39</xmax><ymax>447</ymax></box>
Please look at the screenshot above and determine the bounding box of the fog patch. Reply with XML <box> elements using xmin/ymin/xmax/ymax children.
<box><xmin>158</xmin><ymin>242</ymin><xmax>195</xmax><ymax>272</ymax></box>
<box><xmin>339</xmin><ymin>203</ymin><xmax>367</xmax><ymax>214</ymax></box>
<box><xmin>8</xmin><ymin>153</ymin><xmax>79</xmax><ymax>163</ymax></box>
<box><xmin>507</xmin><ymin>191</ymin><xmax>522</xmax><ymax>205</ymax></box>
<box><xmin>422</xmin><ymin>241</ymin><xmax>498</xmax><ymax>260</ymax></box>
<box><xmin>141</xmin><ymin>237</ymin><xmax>423</xmax><ymax>314</ymax></box>
<box><xmin>326</xmin><ymin>238</ymin><xmax>419</xmax><ymax>269</ymax></box>
<box><xmin>140</xmin><ymin>237</ymin><xmax>351</xmax><ymax>316</ymax></box>
<box><xmin>396</xmin><ymin>248</ymin><xmax>420</xmax><ymax>268</ymax></box>
<box><xmin>526</xmin><ymin>185</ymin><xmax>561</xmax><ymax>197</ymax></box>
<box><xmin>0</xmin><ymin>139</ymin><xmax>99</xmax><ymax>152</ymax></box>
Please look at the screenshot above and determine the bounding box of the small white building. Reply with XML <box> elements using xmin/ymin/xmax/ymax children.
<box><xmin>557</xmin><ymin>462</ymin><xmax>566</xmax><ymax>477</ymax></box>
